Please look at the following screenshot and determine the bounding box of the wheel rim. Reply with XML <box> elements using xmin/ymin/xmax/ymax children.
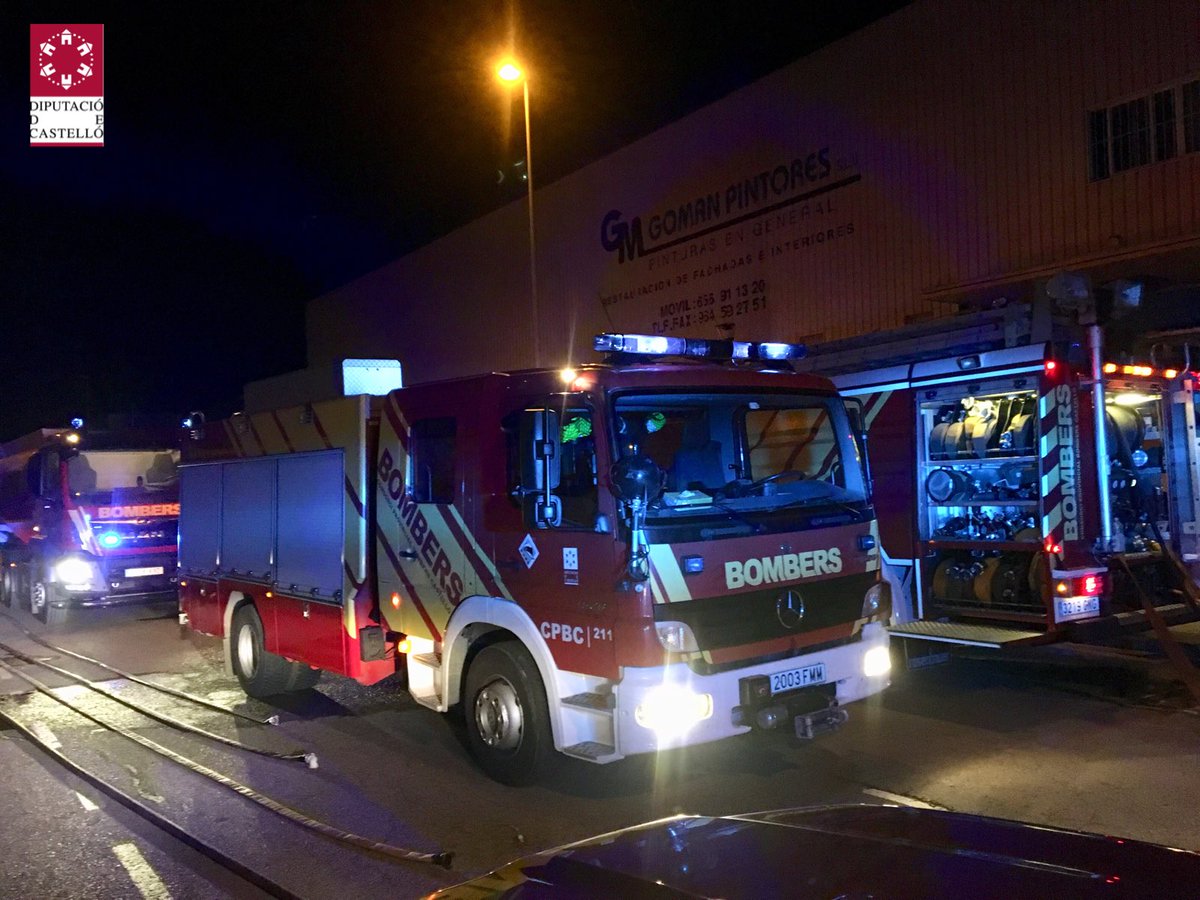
<box><xmin>236</xmin><ymin>623</ymin><xmax>258</xmax><ymax>677</ymax></box>
<box><xmin>31</xmin><ymin>582</ymin><xmax>45</xmax><ymax>615</ymax></box>
<box><xmin>473</xmin><ymin>676</ymin><xmax>523</xmax><ymax>751</ymax></box>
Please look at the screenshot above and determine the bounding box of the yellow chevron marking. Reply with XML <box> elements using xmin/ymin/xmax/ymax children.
<box><xmin>648</xmin><ymin>545</ymin><xmax>693</xmax><ymax>603</ymax></box>
<box><xmin>222</xmin><ymin>419</ymin><xmax>247</xmax><ymax>457</ymax></box>
<box><xmin>1043</xmin><ymin>503</ymin><xmax>1063</xmax><ymax>537</ymax></box>
<box><xmin>446</xmin><ymin>504</ymin><xmax>511</xmax><ymax>599</ymax></box>
<box><xmin>1040</xmin><ymin>464</ymin><xmax>1060</xmax><ymax>498</ymax></box>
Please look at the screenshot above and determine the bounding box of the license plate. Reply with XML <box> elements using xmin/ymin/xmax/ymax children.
<box><xmin>125</xmin><ymin>566</ymin><xmax>164</xmax><ymax>578</ymax></box>
<box><xmin>769</xmin><ymin>662</ymin><xmax>827</xmax><ymax>695</ymax></box>
<box><xmin>1054</xmin><ymin>595</ymin><xmax>1100</xmax><ymax>622</ymax></box>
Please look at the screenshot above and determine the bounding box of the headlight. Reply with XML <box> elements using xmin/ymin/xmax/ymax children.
<box><xmin>861</xmin><ymin>581</ymin><xmax>890</xmax><ymax>619</ymax></box>
<box><xmin>634</xmin><ymin>684</ymin><xmax>712</xmax><ymax>738</ymax></box>
<box><xmin>862</xmin><ymin>645</ymin><xmax>892</xmax><ymax>678</ymax></box>
<box><xmin>54</xmin><ymin>557</ymin><xmax>95</xmax><ymax>587</ymax></box>
<box><xmin>654</xmin><ymin>621</ymin><xmax>699</xmax><ymax>654</ymax></box>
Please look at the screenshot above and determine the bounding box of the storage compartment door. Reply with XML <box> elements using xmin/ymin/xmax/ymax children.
<box><xmin>275</xmin><ymin>451</ymin><xmax>344</xmax><ymax>601</ymax></box>
<box><xmin>220</xmin><ymin>459</ymin><xmax>276</xmax><ymax>582</ymax></box>
<box><xmin>179</xmin><ymin>464</ymin><xmax>221</xmax><ymax>577</ymax></box>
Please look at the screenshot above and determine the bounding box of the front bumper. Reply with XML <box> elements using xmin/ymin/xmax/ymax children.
<box><xmin>613</xmin><ymin>622</ymin><xmax>890</xmax><ymax>757</ymax></box>
<box><xmin>101</xmin><ymin>554</ymin><xmax>176</xmax><ymax>598</ymax></box>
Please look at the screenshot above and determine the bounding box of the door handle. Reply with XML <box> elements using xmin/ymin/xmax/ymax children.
<box><xmin>398</xmin><ymin>549</ymin><xmax>418</xmax><ymax>560</ymax></box>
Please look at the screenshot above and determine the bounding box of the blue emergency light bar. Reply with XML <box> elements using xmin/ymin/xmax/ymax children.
<box><xmin>593</xmin><ymin>333</ymin><xmax>806</xmax><ymax>362</ymax></box>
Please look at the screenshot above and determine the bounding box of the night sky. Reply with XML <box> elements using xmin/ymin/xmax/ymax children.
<box><xmin>3</xmin><ymin>1</ymin><xmax>905</xmax><ymax>441</ymax></box>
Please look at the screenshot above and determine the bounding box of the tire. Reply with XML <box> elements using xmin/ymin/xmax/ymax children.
<box><xmin>464</xmin><ymin>642</ymin><xmax>553</xmax><ymax>785</ymax></box>
<box><xmin>0</xmin><ymin>568</ymin><xmax>15</xmax><ymax>607</ymax></box>
<box><xmin>230</xmin><ymin>605</ymin><xmax>320</xmax><ymax>698</ymax></box>
<box><xmin>30</xmin><ymin>580</ymin><xmax>67</xmax><ymax>626</ymax></box>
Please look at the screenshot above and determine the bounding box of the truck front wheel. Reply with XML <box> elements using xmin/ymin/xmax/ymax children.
<box><xmin>464</xmin><ymin>642</ymin><xmax>552</xmax><ymax>785</ymax></box>
<box><xmin>231</xmin><ymin>605</ymin><xmax>320</xmax><ymax>698</ymax></box>
<box><xmin>30</xmin><ymin>580</ymin><xmax>67</xmax><ymax>626</ymax></box>
<box><xmin>0</xmin><ymin>568</ymin><xmax>17</xmax><ymax>607</ymax></box>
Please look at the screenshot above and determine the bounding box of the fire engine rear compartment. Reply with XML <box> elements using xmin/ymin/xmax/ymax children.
<box><xmin>177</xmin><ymin>394</ymin><xmax>386</xmax><ymax>683</ymax></box>
<box><xmin>826</xmin><ymin>327</ymin><xmax>1200</xmax><ymax>654</ymax></box>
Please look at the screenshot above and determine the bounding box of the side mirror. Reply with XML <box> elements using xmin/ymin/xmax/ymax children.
<box><xmin>844</xmin><ymin>398</ymin><xmax>873</xmax><ymax>501</ymax></box>
<box><xmin>520</xmin><ymin>408</ymin><xmax>562</xmax><ymax>527</ymax></box>
<box><xmin>611</xmin><ymin>455</ymin><xmax>663</xmax><ymax>505</ymax></box>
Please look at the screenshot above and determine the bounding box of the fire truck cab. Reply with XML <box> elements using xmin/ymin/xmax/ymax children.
<box><xmin>179</xmin><ymin>337</ymin><xmax>892</xmax><ymax>783</ymax></box>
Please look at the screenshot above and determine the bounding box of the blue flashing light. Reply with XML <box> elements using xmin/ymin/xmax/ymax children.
<box><xmin>757</xmin><ymin>342</ymin><xmax>796</xmax><ymax>361</ymax></box>
<box><xmin>595</xmin><ymin>333</ymin><xmax>805</xmax><ymax>362</ymax></box>
<box><xmin>70</xmin><ymin>417</ymin><xmax>84</xmax><ymax>429</ymax></box>
<box><xmin>99</xmin><ymin>531</ymin><xmax>122</xmax><ymax>549</ymax></box>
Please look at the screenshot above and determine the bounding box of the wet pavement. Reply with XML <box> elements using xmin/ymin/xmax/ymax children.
<box><xmin>0</xmin><ymin>599</ymin><xmax>1197</xmax><ymax>897</ymax></box>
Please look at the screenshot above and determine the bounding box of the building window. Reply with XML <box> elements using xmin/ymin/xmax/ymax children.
<box><xmin>410</xmin><ymin>417</ymin><xmax>456</xmax><ymax>503</ymax></box>
<box><xmin>1088</xmin><ymin>109</ymin><xmax>1109</xmax><ymax>181</ymax></box>
<box><xmin>1110</xmin><ymin>97</ymin><xmax>1151</xmax><ymax>172</ymax></box>
<box><xmin>1184</xmin><ymin>80</ymin><xmax>1200</xmax><ymax>153</ymax></box>
<box><xmin>1089</xmin><ymin>76</ymin><xmax>1199</xmax><ymax>180</ymax></box>
<box><xmin>1153</xmin><ymin>90</ymin><xmax>1177</xmax><ymax>161</ymax></box>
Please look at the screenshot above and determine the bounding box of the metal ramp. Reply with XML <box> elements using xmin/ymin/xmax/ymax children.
<box><xmin>889</xmin><ymin>620</ymin><xmax>1047</xmax><ymax>648</ymax></box>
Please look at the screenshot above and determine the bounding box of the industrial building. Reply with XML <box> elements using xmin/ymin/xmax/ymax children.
<box><xmin>306</xmin><ymin>0</ymin><xmax>1200</xmax><ymax>380</ymax></box>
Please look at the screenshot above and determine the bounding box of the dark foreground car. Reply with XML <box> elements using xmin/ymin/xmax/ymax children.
<box><xmin>430</xmin><ymin>804</ymin><xmax>1200</xmax><ymax>899</ymax></box>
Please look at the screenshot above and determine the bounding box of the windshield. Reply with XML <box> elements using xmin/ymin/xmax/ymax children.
<box><xmin>612</xmin><ymin>391</ymin><xmax>867</xmax><ymax>529</ymax></box>
<box><xmin>67</xmin><ymin>450</ymin><xmax>180</xmax><ymax>498</ymax></box>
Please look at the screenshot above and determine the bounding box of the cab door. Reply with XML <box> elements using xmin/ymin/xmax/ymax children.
<box><xmin>484</xmin><ymin>394</ymin><xmax>622</xmax><ymax>680</ymax></box>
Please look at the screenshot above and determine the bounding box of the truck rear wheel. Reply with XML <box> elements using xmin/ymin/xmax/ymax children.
<box><xmin>464</xmin><ymin>642</ymin><xmax>552</xmax><ymax>785</ymax></box>
<box><xmin>231</xmin><ymin>605</ymin><xmax>319</xmax><ymax>697</ymax></box>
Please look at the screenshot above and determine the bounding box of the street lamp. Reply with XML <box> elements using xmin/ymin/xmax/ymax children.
<box><xmin>497</xmin><ymin>60</ymin><xmax>540</xmax><ymax>367</ymax></box>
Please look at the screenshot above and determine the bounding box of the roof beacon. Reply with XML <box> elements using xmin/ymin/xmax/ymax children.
<box><xmin>593</xmin><ymin>333</ymin><xmax>806</xmax><ymax>362</ymax></box>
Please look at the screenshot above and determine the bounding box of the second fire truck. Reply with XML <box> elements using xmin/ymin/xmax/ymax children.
<box><xmin>0</xmin><ymin>425</ymin><xmax>181</xmax><ymax>624</ymax></box>
<box><xmin>178</xmin><ymin>336</ymin><xmax>892</xmax><ymax>783</ymax></box>
<box><xmin>802</xmin><ymin>293</ymin><xmax>1200</xmax><ymax>652</ymax></box>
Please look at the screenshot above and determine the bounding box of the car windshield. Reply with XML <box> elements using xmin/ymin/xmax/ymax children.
<box><xmin>67</xmin><ymin>450</ymin><xmax>180</xmax><ymax>499</ymax></box>
<box><xmin>612</xmin><ymin>391</ymin><xmax>867</xmax><ymax>526</ymax></box>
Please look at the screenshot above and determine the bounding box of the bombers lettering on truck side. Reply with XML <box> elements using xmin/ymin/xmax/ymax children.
<box><xmin>725</xmin><ymin>547</ymin><xmax>843</xmax><ymax>589</ymax></box>
<box><xmin>378</xmin><ymin>447</ymin><xmax>464</xmax><ymax>604</ymax></box>
<box><xmin>1055</xmin><ymin>384</ymin><xmax>1080</xmax><ymax>540</ymax></box>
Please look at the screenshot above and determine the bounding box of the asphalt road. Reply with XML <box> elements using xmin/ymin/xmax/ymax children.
<box><xmin>0</xmin><ymin>599</ymin><xmax>1197</xmax><ymax>898</ymax></box>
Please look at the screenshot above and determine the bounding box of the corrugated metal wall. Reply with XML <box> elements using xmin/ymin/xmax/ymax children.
<box><xmin>308</xmin><ymin>0</ymin><xmax>1200</xmax><ymax>383</ymax></box>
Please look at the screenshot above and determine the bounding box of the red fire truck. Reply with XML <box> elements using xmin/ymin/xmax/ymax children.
<box><xmin>178</xmin><ymin>336</ymin><xmax>892</xmax><ymax>783</ymax></box>
<box><xmin>803</xmin><ymin>298</ymin><xmax>1200</xmax><ymax>652</ymax></box>
<box><xmin>0</xmin><ymin>426</ymin><xmax>181</xmax><ymax>624</ymax></box>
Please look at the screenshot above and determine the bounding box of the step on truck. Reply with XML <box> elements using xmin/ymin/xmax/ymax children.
<box><xmin>178</xmin><ymin>336</ymin><xmax>891</xmax><ymax>783</ymax></box>
<box><xmin>0</xmin><ymin>425</ymin><xmax>181</xmax><ymax>623</ymax></box>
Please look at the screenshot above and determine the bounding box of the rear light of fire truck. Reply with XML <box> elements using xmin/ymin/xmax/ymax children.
<box><xmin>1054</xmin><ymin>574</ymin><xmax>1104</xmax><ymax>598</ymax></box>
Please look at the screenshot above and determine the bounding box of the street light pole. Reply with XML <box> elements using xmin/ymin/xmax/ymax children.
<box><xmin>521</xmin><ymin>76</ymin><xmax>540</xmax><ymax>367</ymax></box>
<box><xmin>498</xmin><ymin>61</ymin><xmax>540</xmax><ymax>367</ymax></box>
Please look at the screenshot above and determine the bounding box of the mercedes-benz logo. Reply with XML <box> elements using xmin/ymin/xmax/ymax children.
<box><xmin>776</xmin><ymin>590</ymin><xmax>805</xmax><ymax>629</ymax></box>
